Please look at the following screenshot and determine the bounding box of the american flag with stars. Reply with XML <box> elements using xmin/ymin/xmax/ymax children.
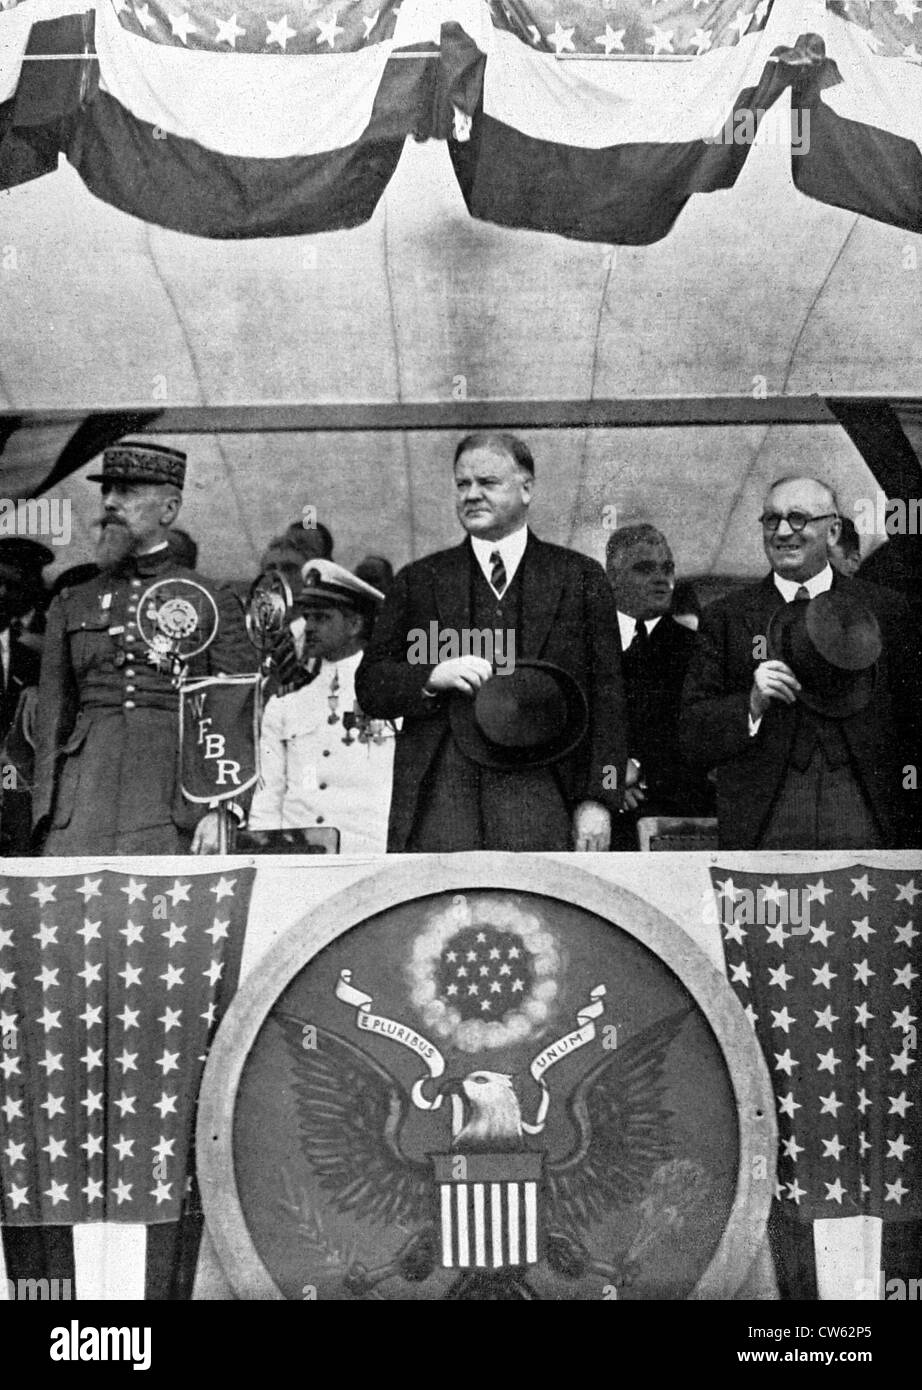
<box><xmin>835</xmin><ymin>0</ymin><xmax>922</xmax><ymax>62</ymax></box>
<box><xmin>111</xmin><ymin>0</ymin><xmax>403</xmax><ymax>54</ymax></box>
<box><xmin>711</xmin><ymin>865</ymin><xmax>921</xmax><ymax>1221</ymax></box>
<box><xmin>0</xmin><ymin>869</ymin><xmax>254</xmax><ymax>1226</ymax></box>
<box><xmin>488</xmin><ymin>0</ymin><xmax>772</xmax><ymax>56</ymax></box>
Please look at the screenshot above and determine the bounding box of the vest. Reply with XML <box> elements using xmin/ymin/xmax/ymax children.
<box><xmin>789</xmin><ymin>707</ymin><xmax>851</xmax><ymax>772</ymax></box>
<box><xmin>469</xmin><ymin>549</ymin><xmax>526</xmax><ymax>642</ymax></box>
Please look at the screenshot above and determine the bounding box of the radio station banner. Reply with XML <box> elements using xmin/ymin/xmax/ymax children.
<box><xmin>179</xmin><ymin>674</ymin><xmax>260</xmax><ymax>805</ymax></box>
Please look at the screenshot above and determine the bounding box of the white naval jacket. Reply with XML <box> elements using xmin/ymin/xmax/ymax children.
<box><xmin>247</xmin><ymin>650</ymin><xmax>396</xmax><ymax>854</ymax></box>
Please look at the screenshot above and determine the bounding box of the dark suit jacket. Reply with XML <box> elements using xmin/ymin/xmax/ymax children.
<box><xmin>0</xmin><ymin>634</ymin><xmax>40</xmax><ymax>742</ymax></box>
<box><xmin>678</xmin><ymin>572</ymin><xmax>921</xmax><ymax>849</ymax></box>
<box><xmin>355</xmin><ymin>533</ymin><xmax>628</xmax><ymax>852</ymax></box>
<box><xmin>622</xmin><ymin>615</ymin><xmax>713</xmax><ymax>817</ymax></box>
<box><xmin>0</xmin><ymin>634</ymin><xmax>41</xmax><ymax>854</ymax></box>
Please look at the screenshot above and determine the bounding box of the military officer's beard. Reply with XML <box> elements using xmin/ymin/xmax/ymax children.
<box><xmin>95</xmin><ymin>517</ymin><xmax>135</xmax><ymax>572</ymax></box>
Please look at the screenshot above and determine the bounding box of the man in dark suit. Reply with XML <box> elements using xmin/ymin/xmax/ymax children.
<box><xmin>605</xmin><ymin>525</ymin><xmax>713</xmax><ymax>839</ymax></box>
<box><xmin>0</xmin><ymin>539</ymin><xmax>51</xmax><ymax>739</ymax></box>
<box><xmin>0</xmin><ymin>539</ymin><xmax>53</xmax><ymax>854</ymax></box>
<box><xmin>679</xmin><ymin>475</ymin><xmax>919</xmax><ymax>850</ymax></box>
<box><xmin>355</xmin><ymin>432</ymin><xmax>628</xmax><ymax>852</ymax></box>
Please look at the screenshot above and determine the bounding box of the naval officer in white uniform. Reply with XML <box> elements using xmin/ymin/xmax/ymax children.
<box><xmin>247</xmin><ymin>560</ymin><xmax>395</xmax><ymax>854</ymax></box>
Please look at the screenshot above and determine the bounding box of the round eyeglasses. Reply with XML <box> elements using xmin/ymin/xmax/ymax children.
<box><xmin>759</xmin><ymin>511</ymin><xmax>838</xmax><ymax>534</ymax></box>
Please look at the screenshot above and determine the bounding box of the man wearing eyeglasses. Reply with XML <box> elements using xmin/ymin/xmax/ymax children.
<box><xmin>679</xmin><ymin>475</ymin><xmax>920</xmax><ymax>849</ymax></box>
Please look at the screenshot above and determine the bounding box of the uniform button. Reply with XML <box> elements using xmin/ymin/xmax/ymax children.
<box><xmin>319</xmin><ymin>782</ymin><xmax>327</xmax><ymax>790</ymax></box>
<box><xmin>322</xmin><ymin>750</ymin><xmax>331</xmax><ymax>757</ymax></box>
<box><xmin>125</xmin><ymin>684</ymin><xmax>136</xmax><ymax>693</ymax></box>
<box><xmin>124</xmin><ymin>700</ymin><xmax>136</xmax><ymax>710</ymax></box>
<box><xmin>316</xmin><ymin>816</ymin><xmax>325</xmax><ymax>824</ymax></box>
<box><xmin>125</xmin><ymin>633</ymin><xmax>135</xmax><ymax>642</ymax></box>
<box><xmin>131</xmin><ymin>579</ymin><xmax>141</xmax><ymax>588</ymax></box>
<box><xmin>125</xmin><ymin>669</ymin><xmax>135</xmax><ymax>678</ymax></box>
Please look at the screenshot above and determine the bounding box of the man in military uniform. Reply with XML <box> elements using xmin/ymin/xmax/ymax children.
<box><xmin>33</xmin><ymin>441</ymin><xmax>254</xmax><ymax>855</ymax></box>
<box><xmin>247</xmin><ymin>559</ymin><xmax>394</xmax><ymax>854</ymax></box>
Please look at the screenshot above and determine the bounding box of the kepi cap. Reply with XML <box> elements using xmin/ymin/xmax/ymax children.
<box><xmin>87</xmin><ymin>441</ymin><xmax>187</xmax><ymax>491</ymax></box>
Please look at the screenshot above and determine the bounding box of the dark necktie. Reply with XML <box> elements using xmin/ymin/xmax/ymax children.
<box><xmin>489</xmin><ymin>549</ymin><xmax>507</xmax><ymax>597</ymax></box>
<box><xmin>793</xmin><ymin>585</ymin><xmax>810</xmax><ymax>604</ymax></box>
<box><xmin>630</xmin><ymin>620</ymin><xmax>650</xmax><ymax>653</ymax></box>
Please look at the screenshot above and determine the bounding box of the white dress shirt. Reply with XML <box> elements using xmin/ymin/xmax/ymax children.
<box><xmin>470</xmin><ymin>525</ymin><xmax>529</xmax><ymax>596</ymax></box>
<box><xmin>749</xmin><ymin>565</ymin><xmax>835</xmax><ymax>735</ymax></box>
<box><xmin>0</xmin><ymin>628</ymin><xmax>9</xmax><ymax>687</ymax></box>
<box><xmin>772</xmin><ymin>564</ymin><xmax>834</xmax><ymax>602</ymax></box>
<box><xmin>617</xmin><ymin>612</ymin><xmax>663</xmax><ymax>651</ymax></box>
<box><xmin>248</xmin><ymin>650</ymin><xmax>396</xmax><ymax>854</ymax></box>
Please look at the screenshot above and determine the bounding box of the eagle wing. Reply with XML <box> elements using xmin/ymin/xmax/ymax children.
<box><xmin>276</xmin><ymin>1012</ymin><xmax>432</xmax><ymax>1227</ymax></box>
<box><xmin>545</xmin><ymin>1006</ymin><xmax>693</xmax><ymax>1232</ymax></box>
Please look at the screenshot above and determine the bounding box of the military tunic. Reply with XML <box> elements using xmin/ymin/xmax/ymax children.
<box><xmin>247</xmin><ymin>650</ymin><xmax>395</xmax><ymax>855</ymax></box>
<box><xmin>33</xmin><ymin>545</ymin><xmax>254</xmax><ymax>856</ymax></box>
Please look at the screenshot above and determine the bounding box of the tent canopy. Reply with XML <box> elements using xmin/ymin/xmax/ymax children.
<box><xmin>2</xmin><ymin>103</ymin><xmax>920</xmax><ymax>581</ymax></box>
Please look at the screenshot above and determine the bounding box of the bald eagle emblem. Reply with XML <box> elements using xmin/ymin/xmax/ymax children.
<box><xmin>275</xmin><ymin>983</ymin><xmax>692</xmax><ymax>1300</ymax></box>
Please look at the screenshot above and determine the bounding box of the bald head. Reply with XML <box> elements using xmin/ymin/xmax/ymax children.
<box><xmin>761</xmin><ymin>476</ymin><xmax>841</xmax><ymax>583</ymax></box>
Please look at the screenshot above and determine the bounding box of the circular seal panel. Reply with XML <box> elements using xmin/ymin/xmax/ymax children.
<box><xmin>197</xmin><ymin>857</ymin><xmax>776</xmax><ymax>1301</ymax></box>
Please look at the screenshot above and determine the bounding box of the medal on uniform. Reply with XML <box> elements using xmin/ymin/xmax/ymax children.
<box><xmin>327</xmin><ymin>669</ymin><xmax>340</xmax><ymax>724</ymax></box>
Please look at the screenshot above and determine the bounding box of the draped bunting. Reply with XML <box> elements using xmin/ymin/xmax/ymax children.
<box><xmin>789</xmin><ymin>9</ymin><xmax>922</xmax><ymax>232</ymax></box>
<box><xmin>0</xmin><ymin>0</ymin><xmax>919</xmax><ymax>240</ymax></box>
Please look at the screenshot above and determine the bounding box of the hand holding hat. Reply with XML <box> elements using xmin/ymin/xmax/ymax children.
<box><xmin>762</xmin><ymin>590</ymin><xmax>882</xmax><ymax>720</ymax></box>
<box><xmin>425</xmin><ymin>655</ymin><xmax>493</xmax><ymax>697</ymax></box>
<box><xmin>449</xmin><ymin>659</ymin><xmax>589</xmax><ymax>771</ymax></box>
<box><xmin>750</xmin><ymin>660</ymin><xmax>802</xmax><ymax>721</ymax></box>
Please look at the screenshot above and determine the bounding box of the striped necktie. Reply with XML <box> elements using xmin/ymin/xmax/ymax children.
<box><xmin>489</xmin><ymin>549</ymin><xmax>507</xmax><ymax>596</ymax></box>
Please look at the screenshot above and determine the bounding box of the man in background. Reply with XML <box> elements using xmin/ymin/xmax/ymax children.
<box><xmin>0</xmin><ymin>539</ymin><xmax>53</xmax><ymax>854</ymax></box>
<box><xmin>248</xmin><ymin>560</ymin><xmax>393</xmax><ymax>854</ymax></box>
<box><xmin>606</xmin><ymin>525</ymin><xmax>713</xmax><ymax>845</ymax></box>
<box><xmin>828</xmin><ymin>515</ymin><xmax>861</xmax><ymax>577</ymax></box>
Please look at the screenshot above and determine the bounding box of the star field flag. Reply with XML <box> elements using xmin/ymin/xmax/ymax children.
<box><xmin>712</xmin><ymin>865</ymin><xmax>921</xmax><ymax>1223</ymax></box>
<box><xmin>0</xmin><ymin>868</ymin><xmax>254</xmax><ymax>1226</ymax></box>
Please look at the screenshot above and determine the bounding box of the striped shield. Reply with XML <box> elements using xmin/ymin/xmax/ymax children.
<box><xmin>433</xmin><ymin>1153</ymin><xmax>543</xmax><ymax>1270</ymax></box>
